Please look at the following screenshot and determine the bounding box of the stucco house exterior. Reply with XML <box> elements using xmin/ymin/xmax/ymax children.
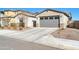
<box><xmin>0</xmin><ymin>9</ymin><xmax>71</xmax><ymax>29</ymax></box>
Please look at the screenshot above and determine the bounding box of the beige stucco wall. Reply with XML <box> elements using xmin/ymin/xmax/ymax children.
<box><xmin>36</xmin><ymin>10</ymin><xmax>60</xmax><ymax>17</ymax></box>
<box><xmin>4</xmin><ymin>11</ymin><xmax>16</xmax><ymax>17</ymax></box>
<box><xmin>27</xmin><ymin>17</ymin><xmax>37</xmax><ymax>27</ymax></box>
<box><xmin>4</xmin><ymin>10</ymin><xmax>34</xmax><ymax>17</ymax></box>
<box><xmin>9</xmin><ymin>18</ymin><xmax>18</xmax><ymax>23</ymax></box>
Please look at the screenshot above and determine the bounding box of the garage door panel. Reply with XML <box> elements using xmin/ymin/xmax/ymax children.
<box><xmin>40</xmin><ymin>19</ymin><xmax>59</xmax><ymax>27</ymax></box>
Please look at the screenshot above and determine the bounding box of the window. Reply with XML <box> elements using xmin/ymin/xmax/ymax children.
<box><xmin>49</xmin><ymin>16</ymin><xmax>53</xmax><ymax>19</ymax></box>
<box><xmin>44</xmin><ymin>17</ymin><xmax>48</xmax><ymax>20</ymax></box>
<box><xmin>55</xmin><ymin>16</ymin><xmax>60</xmax><ymax>19</ymax></box>
<box><xmin>40</xmin><ymin>17</ymin><xmax>43</xmax><ymax>20</ymax></box>
<box><xmin>40</xmin><ymin>17</ymin><xmax>48</xmax><ymax>20</ymax></box>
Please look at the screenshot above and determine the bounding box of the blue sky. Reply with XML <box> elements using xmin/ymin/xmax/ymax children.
<box><xmin>0</xmin><ymin>8</ymin><xmax>79</xmax><ymax>21</ymax></box>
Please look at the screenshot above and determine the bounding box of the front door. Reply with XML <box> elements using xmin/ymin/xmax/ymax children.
<box><xmin>19</xmin><ymin>19</ymin><xmax>25</xmax><ymax>27</ymax></box>
<box><xmin>33</xmin><ymin>21</ymin><xmax>36</xmax><ymax>27</ymax></box>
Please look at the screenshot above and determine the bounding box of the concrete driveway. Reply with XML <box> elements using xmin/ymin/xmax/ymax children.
<box><xmin>0</xmin><ymin>28</ymin><xmax>57</xmax><ymax>42</ymax></box>
<box><xmin>0</xmin><ymin>28</ymin><xmax>59</xmax><ymax>50</ymax></box>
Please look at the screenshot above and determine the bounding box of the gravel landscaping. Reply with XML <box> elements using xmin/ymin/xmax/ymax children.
<box><xmin>51</xmin><ymin>28</ymin><xmax>79</xmax><ymax>41</ymax></box>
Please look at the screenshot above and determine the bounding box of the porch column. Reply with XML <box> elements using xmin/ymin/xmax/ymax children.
<box><xmin>59</xmin><ymin>15</ymin><xmax>65</xmax><ymax>29</ymax></box>
<box><xmin>24</xmin><ymin>18</ymin><xmax>27</xmax><ymax>29</ymax></box>
<box><xmin>37</xmin><ymin>17</ymin><xmax>40</xmax><ymax>27</ymax></box>
<box><xmin>8</xmin><ymin>18</ymin><xmax>11</xmax><ymax>28</ymax></box>
<box><xmin>16</xmin><ymin>23</ymin><xmax>20</xmax><ymax>30</ymax></box>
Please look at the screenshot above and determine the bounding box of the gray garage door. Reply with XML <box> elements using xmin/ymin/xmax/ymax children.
<box><xmin>40</xmin><ymin>19</ymin><xmax>59</xmax><ymax>27</ymax></box>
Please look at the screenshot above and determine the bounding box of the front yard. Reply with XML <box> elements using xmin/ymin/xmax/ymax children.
<box><xmin>52</xmin><ymin>28</ymin><xmax>79</xmax><ymax>41</ymax></box>
<box><xmin>1</xmin><ymin>28</ymin><xmax>79</xmax><ymax>49</ymax></box>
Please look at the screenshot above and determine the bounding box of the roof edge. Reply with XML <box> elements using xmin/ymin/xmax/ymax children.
<box><xmin>35</xmin><ymin>9</ymin><xmax>70</xmax><ymax>17</ymax></box>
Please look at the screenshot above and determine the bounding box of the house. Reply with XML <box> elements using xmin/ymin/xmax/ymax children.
<box><xmin>0</xmin><ymin>9</ymin><xmax>71</xmax><ymax>29</ymax></box>
<box><xmin>36</xmin><ymin>9</ymin><xmax>71</xmax><ymax>29</ymax></box>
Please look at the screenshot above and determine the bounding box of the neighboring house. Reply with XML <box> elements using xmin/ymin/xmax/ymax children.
<box><xmin>0</xmin><ymin>9</ymin><xmax>71</xmax><ymax>29</ymax></box>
